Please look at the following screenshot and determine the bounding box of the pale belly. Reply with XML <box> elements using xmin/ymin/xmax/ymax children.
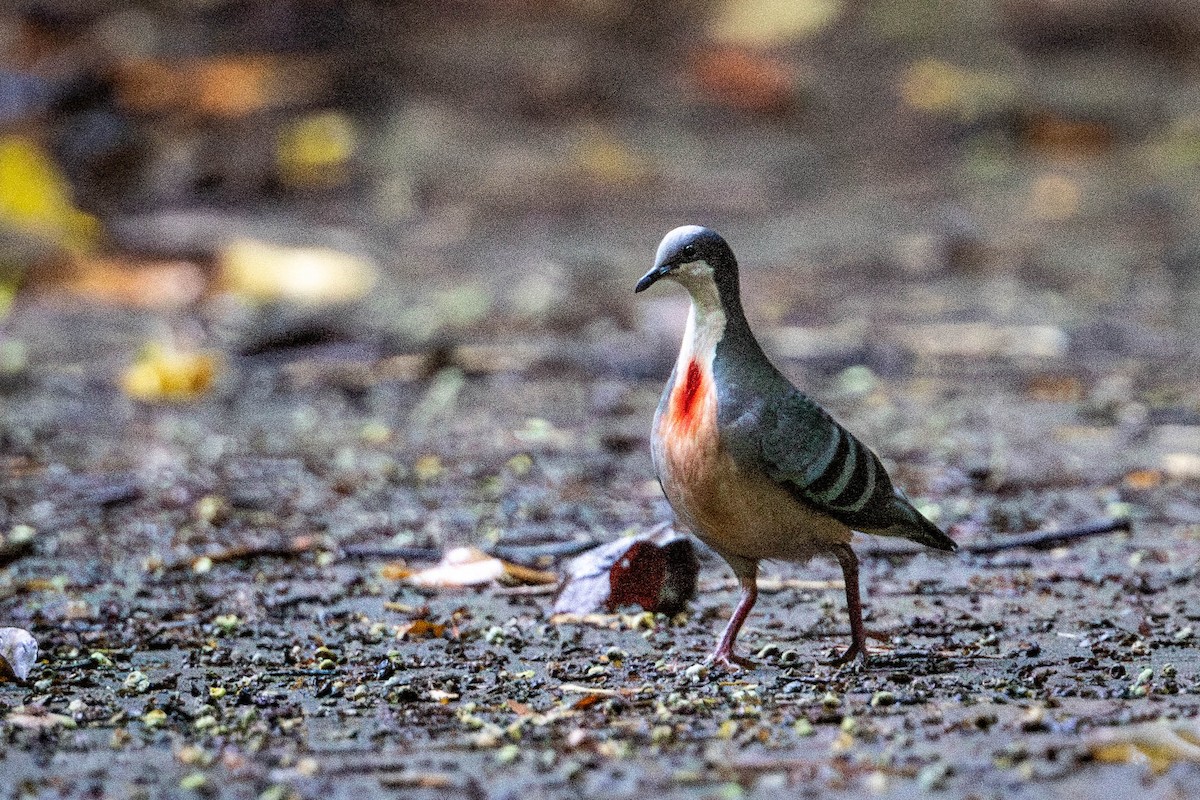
<box><xmin>652</xmin><ymin>408</ymin><xmax>851</xmax><ymax>565</ymax></box>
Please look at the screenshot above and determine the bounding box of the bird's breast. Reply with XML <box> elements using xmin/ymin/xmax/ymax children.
<box><xmin>652</xmin><ymin>358</ymin><xmax>852</xmax><ymax>563</ymax></box>
<box><xmin>653</xmin><ymin>356</ymin><xmax>723</xmax><ymax>530</ymax></box>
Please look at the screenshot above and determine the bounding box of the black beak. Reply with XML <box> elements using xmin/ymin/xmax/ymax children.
<box><xmin>634</xmin><ymin>262</ymin><xmax>671</xmax><ymax>293</ymax></box>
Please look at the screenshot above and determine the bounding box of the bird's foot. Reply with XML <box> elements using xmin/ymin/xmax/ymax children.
<box><xmin>822</xmin><ymin>643</ymin><xmax>868</xmax><ymax>669</ymax></box>
<box><xmin>706</xmin><ymin>648</ymin><xmax>756</xmax><ymax>671</ymax></box>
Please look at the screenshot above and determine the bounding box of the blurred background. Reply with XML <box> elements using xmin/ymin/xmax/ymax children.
<box><xmin>1</xmin><ymin>0</ymin><xmax>1199</xmax><ymax>492</ymax></box>
<box><xmin>2</xmin><ymin>0</ymin><xmax>1199</xmax><ymax>319</ymax></box>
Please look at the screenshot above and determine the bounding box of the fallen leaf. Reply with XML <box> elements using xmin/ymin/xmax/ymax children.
<box><xmin>1025</xmin><ymin>374</ymin><xmax>1084</xmax><ymax>402</ymax></box>
<box><xmin>50</xmin><ymin>257</ymin><xmax>206</xmax><ymax>308</ymax></box>
<box><xmin>4</xmin><ymin>705</ymin><xmax>74</xmax><ymax>730</ymax></box>
<box><xmin>0</xmin><ymin>134</ymin><xmax>100</xmax><ymax>254</ymax></box>
<box><xmin>571</xmin><ymin>694</ymin><xmax>604</xmax><ymax>710</ymax></box>
<box><xmin>1022</xmin><ymin>112</ymin><xmax>1114</xmax><ymax>157</ymax></box>
<box><xmin>115</xmin><ymin>56</ymin><xmax>330</xmax><ymax>118</ymax></box>
<box><xmin>396</xmin><ymin>619</ymin><xmax>447</xmax><ymax>640</ymax></box>
<box><xmin>1088</xmin><ymin>720</ymin><xmax>1200</xmax><ymax>774</ymax></box>
<box><xmin>122</xmin><ymin>343</ymin><xmax>218</xmax><ymax>403</ymax></box>
<box><xmin>218</xmin><ymin>238</ymin><xmax>375</xmax><ymax>305</ymax></box>
<box><xmin>380</xmin><ymin>562</ymin><xmax>413</xmax><ymax>581</ymax></box>
<box><xmin>405</xmin><ymin>547</ymin><xmax>558</xmax><ymax>589</ymax></box>
<box><xmin>0</xmin><ymin>628</ymin><xmax>38</xmax><ymax>681</ymax></box>
<box><xmin>707</xmin><ymin>0</ymin><xmax>843</xmax><ymax>45</ymax></box>
<box><xmin>506</xmin><ymin>699</ymin><xmax>532</xmax><ymax>716</ymax></box>
<box><xmin>1123</xmin><ymin>469</ymin><xmax>1164</xmax><ymax>491</ymax></box>
<box><xmin>553</xmin><ymin>526</ymin><xmax>698</xmax><ymax>616</ymax></box>
<box><xmin>277</xmin><ymin>110</ymin><xmax>358</xmax><ymax>188</ymax></box>
<box><xmin>691</xmin><ymin>47</ymin><xmax>798</xmax><ymax>115</ymax></box>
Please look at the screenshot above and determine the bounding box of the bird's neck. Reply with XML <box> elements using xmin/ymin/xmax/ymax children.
<box><xmin>678</xmin><ymin>279</ymin><xmax>728</xmax><ymax>369</ymax></box>
<box><xmin>680</xmin><ymin>275</ymin><xmax>756</xmax><ymax>361</ymax></box>
<box><xmin>667</xmin><ymin>278</ymin><xmax>766</xmax><ymax>435</ymax></box>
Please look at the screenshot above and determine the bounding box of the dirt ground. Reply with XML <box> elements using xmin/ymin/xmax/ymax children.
<box><xmin>4</xmin><ymin>2</ymin><xmax>1200</xmax><ymax>799</ymax></box>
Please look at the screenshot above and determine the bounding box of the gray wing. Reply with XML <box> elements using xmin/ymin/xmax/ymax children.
<box><xmin>753</xmin><ymin>389</ymin><xmax>955</xmax><ymax>551</ymax></box>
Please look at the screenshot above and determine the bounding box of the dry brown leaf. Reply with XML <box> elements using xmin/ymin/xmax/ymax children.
<box><xmin>1023</xmin><ymin>112</ymin><xmax>1114</xmax><ymax>157</ymax></box>
<box><xmin>1123</xmin><ymin>469</ymin><xmax>1164</xmax><ymax>491</ymax></box>
<box><xmin>506</xmin><ymin>699</ymin><xmax>532</xmax><ymax>716</ymax></box>
<box><xmin>553</xmin><ymin>528</ymin><xmax>698</xmax><ymax>616</ymax></box>
<box><xmin>396</xmin><ymin>619</ymin><xmax>447</xmax><ymax>640</ymax></box>
<box><xmin>1025</xmin><ymin>374</ymin><xmax>1084</xmax><ymax>402</ymax></box>
<box><xmin>380</xmin><ymin>562</ymin><xmax>413</xmax><ymax>581</ymax></box>
<box><xmin>690</xmin><ymin>47</ymin><xmax>798</xmax><ymax>115</ymax></box>
<box><xmin>571</xmin><ymin>694</ymin><xmax>604</xmax><ymax>710</ymax></box>
<box><xmin>49</xmin><ymin>257</ymin><xmax>206</xmax><ymax>308</ymax></box>
<box><xmin>115</xmin><ymin>56</ymin><xmax>330</xmax><ymax>118</ymax></box>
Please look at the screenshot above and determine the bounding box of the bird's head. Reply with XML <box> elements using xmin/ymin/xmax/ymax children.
<box><xmin>635</xmin><ymin>225</ymin><xmax>739</xmax><ymax>298</ymax></box>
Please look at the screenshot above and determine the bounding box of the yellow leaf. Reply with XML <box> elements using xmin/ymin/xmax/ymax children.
<box><xmin>708</xmin><ymin>0</ymin><xmax>843</xmax><ymax>45</ymax></box>
<box><xmin>1089</xmin><ymin>721</ymin><xmax>1200</xmax><ymax>774</ymax></box>
<box><xmin>0</xmin><ymin>135</ymin><xmax>100</xmax><ymax>253</ymax></box>
<box><xmin>218</xmin><ymin>238</ymin><xmax>375</xmax><ymax>305</ymax></box>
<box><xmin>122</xmin><ymin>343</ymin><xmax>218</xmax><ymax>403</ymax></box>
<box><xmin>899</xmin><ymin>59</ymin><xmax>1017</xmax><ymax>122</ymax></box>
<box><xmin>277</xmin><ymin>110</ymin><xmax>357</xmax><ymax>187</ymax></box>
<box><xmin>573</xmin><ymin>128</ymin><xmax>645</xmax><ymax>185</ymax></box>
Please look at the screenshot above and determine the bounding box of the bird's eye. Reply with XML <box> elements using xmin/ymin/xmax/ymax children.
<box><xmin>681</xmin><ymin>245</ymin><xmax>696</xmax><ymax>259</ymax></box>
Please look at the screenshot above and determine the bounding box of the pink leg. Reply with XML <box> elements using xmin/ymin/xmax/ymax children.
<box><xmin>708</xmin><ymin>573</ymin><xmax>758</xmax><ymax>669</ymax></box>
<box><xmin>825</xmin><ymin>543</ymin><xmax>868</xmax><ymax>667</ymax></box>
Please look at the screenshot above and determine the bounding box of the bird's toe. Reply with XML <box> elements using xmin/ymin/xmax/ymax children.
<box><xmin>706</xmin><ymin>649</ymin><xmax>756</xmax><ymax>671</ymax></box>
<box><xmin>822</xmin><ymin>643</ymin><xmax>869</xmax><ymax>669</ymax></box>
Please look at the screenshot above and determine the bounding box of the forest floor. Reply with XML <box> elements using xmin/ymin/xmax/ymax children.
<box><xmin>3</xmin><ymin>2</ymin><xmax>1200</xmax><ymax>798</ymax></box>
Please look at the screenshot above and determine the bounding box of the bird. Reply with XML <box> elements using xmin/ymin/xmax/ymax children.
<box><xmin>635</xmin><ymin>225</ymin><xmax>957</xmax><ymax>669</ymax></box>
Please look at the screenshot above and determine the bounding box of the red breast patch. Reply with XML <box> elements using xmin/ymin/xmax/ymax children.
<box><xmin>670</xmin><ymin>359</ymin><xmax>706</xmax><ymax>431</ymax></box>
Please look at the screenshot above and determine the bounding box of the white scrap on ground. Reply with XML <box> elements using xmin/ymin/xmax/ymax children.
<box><xmin>0</xmin><ymin>628</ymin><xmax>38</xmax><ymax>681</ymax></box>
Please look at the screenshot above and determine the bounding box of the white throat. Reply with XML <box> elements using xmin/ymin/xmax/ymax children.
<box><xmin>673</xmin><ymin>264</ymin><xmax>726</xmax><ymax>371</ymax></box>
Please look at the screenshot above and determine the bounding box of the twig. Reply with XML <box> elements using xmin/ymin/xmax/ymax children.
<box><xmin>962</xmin><ymin>517</ymin><xmax>1131</xmax><ymax>555</ymax></box>
<box><xmin>378</xmin><ymin>772</ymin><xmax>460</xmax><ymax>790</ymax></box>
<box><xmin>861</xmin><ymin>517</ymin><xmax>1131</xmax><ymax>558</ymax></box>
<box><xmin>489</xmin><ymin>537</ymin><xmax>600</xmax><ymax>564</ymax></box>
<box><xmin>166</xmin><ymin>534</ymin><xmax>323</xmax><ymax>570</ymax></box>
<box><xmin>492</xmin><ymin>583</ymin><xmax>559</xmax><ymax>596</ymax></box>
<box><xmin>701</xmin><ymin>577</ymin><xmax>843</xmax><ymax>593</ymax></box>
<box><xmin>338</xmin><ymin>544</ymin><xmax>442</xmax><ymax>561</ymax></box>
<box><xmin>0</xmin><ymin>540</ymin><xmax>33</xmax><ymax>568</ymax></box>
<box><xmin>340</xmin><ymin>537</ymin><xmax>600</xmax><ymax>567</ymax></box>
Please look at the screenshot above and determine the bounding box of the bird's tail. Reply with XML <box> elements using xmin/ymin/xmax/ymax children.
<box><xmin>882</xmin><ymin>495</ymin><xmax>957</xmax><ymax>552</ymax></box>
